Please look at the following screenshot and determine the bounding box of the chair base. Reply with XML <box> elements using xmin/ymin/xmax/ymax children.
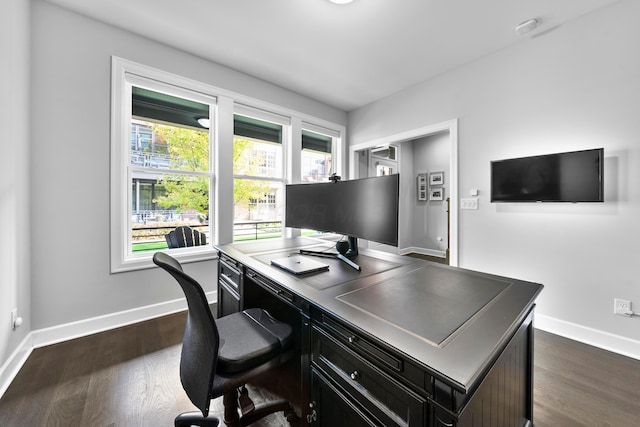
<box><xmin>224</xmin><ymin>386</ymin><xmax>299</xmax><ymax>427</ymax></box>
<box><xmin>175</xmin><ymin>411</ymin><xmax>220</xmax><ymax>427</ymax></box>
<box><xmin>176</xmin><ymin>387</ymin><xmax>299</xmax><ymax>427</ymax></box>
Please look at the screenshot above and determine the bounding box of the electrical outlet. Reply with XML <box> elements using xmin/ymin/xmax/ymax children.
<box><xmin>614</xmin><ymin>298</ymin><xmax>632</xmax><ymax>316</ymax></box>
<box><xmin>461</xmin><ymin>198</ymin><xmax>479</xmax><ymax>210</ymax></box>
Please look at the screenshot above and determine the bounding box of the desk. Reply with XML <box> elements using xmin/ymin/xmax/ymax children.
<box><xmin>216</xmin><ymin>237</ymin><xmax>543</xmax><ymax>427</ymax></box>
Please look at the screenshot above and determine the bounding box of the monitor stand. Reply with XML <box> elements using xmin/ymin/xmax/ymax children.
<box><xmin>299</xmin><ymin>237</ymin><xmax>361</xmax><ymax>271</ymax></box>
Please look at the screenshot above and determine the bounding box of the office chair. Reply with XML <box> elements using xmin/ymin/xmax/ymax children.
<box><xmin>153</xmin><ymin>252</ymin><xmax>298</xmax><ymax>427</ymax></box>
<box><xmin>165</xmin><ymin>226</ymin><xmax>207</xmax><ymax>249</ymax></box>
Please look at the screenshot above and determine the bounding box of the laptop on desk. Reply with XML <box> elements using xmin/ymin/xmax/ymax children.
<box><xmin>271</xmin><ymin>255</ymin><xmax>329</xmax><ymax>275</ymax></box>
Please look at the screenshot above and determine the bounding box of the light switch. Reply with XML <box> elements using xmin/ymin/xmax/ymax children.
<box><xmin>461</xmin><ymin>198</ymin><xmax>479</xmax><ymax>210</ymax></box>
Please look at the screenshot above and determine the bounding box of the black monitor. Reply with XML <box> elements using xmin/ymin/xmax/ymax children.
<box><xmin>285</xmin><ymin>174</ymin><xmax>399</xmax><ymax>259</ymax></box>
<box><xmin>491</xmin><ymin>148</ymin><xmax>604</xmax><ymax>203</ymax></box>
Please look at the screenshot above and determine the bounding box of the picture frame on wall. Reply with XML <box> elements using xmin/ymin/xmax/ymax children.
<box><xmin>430</xmin><ymin>187</ymin><xmax>444</xmax><ymax>201</ymax></box>
<box><xmin>417</xmin><ymin>173</ymin><xmax>427</xmax><ymax>201</ymax></box>
<box><xmin>429</xmin><ymin>171</ymin><xmax>444</xmax><ymax>186</ymax></box>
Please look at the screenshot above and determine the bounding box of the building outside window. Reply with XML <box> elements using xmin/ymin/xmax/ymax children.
<box><xmin>301</xmin><ymin>129</ymin><xmax>333</xmax><ymax>182</ymax></box>
<box><xmin>233</xmin><ymin>112</ymin><xmax>286</xmax><ymax>241</ymax></box>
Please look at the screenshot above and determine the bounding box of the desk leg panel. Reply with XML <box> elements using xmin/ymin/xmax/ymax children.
<box><xmin>452</xmin><ymin>311</ymin><xmax>534</xmax><ymax>427</ymax></box>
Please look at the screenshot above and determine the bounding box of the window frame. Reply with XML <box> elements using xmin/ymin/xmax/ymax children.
<box><xmin>232</xmin><ymin>105</ymin><xmax>290</xmax><ymax>240</ymax></box>
<box><xmin>111</xmin><ymin>57</ymin><xmax>218</xmax><ymax>272</ymax></box>
<box><xmin>111</xmin><ymin>57</ymin><xmax>346</xmax><ymax>272</ymax></box>
<box><xmin>301</xmin><ymin>122</ymin><xmax>341</xmax><ymax>182</ymax></box>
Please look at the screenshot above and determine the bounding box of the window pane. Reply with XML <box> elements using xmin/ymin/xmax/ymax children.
<box><xmin>233</xmin><ymin>178</ymin><xmax>283</xmax><ymax>241</ymax></box>
<box><xmin>131</xmin><ymin>174</ymin><xmax>209</xmax><ymax>252</ymax></box>
<box><xmin>233</xmin><ymin>115</ymin><xmax>283</xmax><ymax>178</ymax></box>
<box><xmin>302</xmin><ymin>130</ymin><xmax>332</xmax><ymax>182</ymax></box>
<box><xmin>130</xmin><ymin>120</ymin><xmax>209</xmax><ymax>172</ymax></box>
<box><xmin>233</xmin><ymin>137</ymin><xmax>282</xmax><ymax>178</ymax></box>
<box><xmin>302</xmin><ymin>149</ymin><xmax>332</xmax><ymax>182</ymax></box>
<box><xmin>129</xmin><ymin>86</ymin><xmax>211</xmax><ymax>253</ymax></box>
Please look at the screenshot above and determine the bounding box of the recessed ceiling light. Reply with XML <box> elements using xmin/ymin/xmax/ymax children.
<box><xmin>329</xmin><ymin>0</ymin><xmax>355</xmax><ymax>4</ymax></box>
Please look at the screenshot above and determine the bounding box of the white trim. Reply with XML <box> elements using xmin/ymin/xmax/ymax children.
<box><xmin>349</xmin><ymin>119</ymin><xmax>459</xmax><ymax>266</ymax></box>
<box><xmin>235</xmin><ymin>104</ymin><xmax>291</xmax><ymax>126</ymax></box>
<box><xmin>302</xmin><ymin>122</ymin><xmax>341</xmax><ymax>139</ymax></box>
<box><xmin>535</xmin><ymin>314</ymin><xmax>640</xmax><ymax>361</ymax></box>
<box><xmin>0</xmin><ymin>291</ymin><xmax>215</xmax><ymax>399</ymax></box>
<box><xmin>4</xmin><ymin>297</ymin><xmax>639</xmax><ymax>399</ymax></box>
<box><xmin>0</xmin><ymin>334</ymin><xmax>33</xmax><ymax>399</ymax></box>
<box><xmin>31</xmin><ymin>292</ymin><xmax>212</xmax><ymax>348</ymax></box>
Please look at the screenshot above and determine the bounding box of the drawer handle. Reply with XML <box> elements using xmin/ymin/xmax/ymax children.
<box><xmin>307</xmin><ymin>401</ymin><xmax>317</xmax><ymax>423</ymax></box>
<box><xmin>350</xmin><ymin>370</ymin><xmax>359</xmax><ymax>380</ymax></box>
<box><xmin>348</xmin><ymin>335</ymin><xmax>357</xmax><ymax>343</ymax></box>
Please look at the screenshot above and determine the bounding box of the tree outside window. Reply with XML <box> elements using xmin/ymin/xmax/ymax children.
<box><xmin>233</xmin><ymin>114</ymin><xmax>285</xmax><ymax>241</ymax></box>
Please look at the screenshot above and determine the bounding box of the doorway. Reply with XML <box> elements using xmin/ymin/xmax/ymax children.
<box><xmin>349</xmin><ymin>119</ymin><xmax>458</xmax><ymax>266</ymax></box>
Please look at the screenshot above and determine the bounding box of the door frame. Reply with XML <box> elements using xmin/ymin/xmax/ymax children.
<box><xmin>348</xmin><ymin>119</ymin><xmax>458</xmax><ymax>266</ymax></box>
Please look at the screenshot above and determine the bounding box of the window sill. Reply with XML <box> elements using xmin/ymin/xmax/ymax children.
<box><xmin>111</xmin><ymin>246</ymin><xmax>218</xmax><ymax>273</ymax></box>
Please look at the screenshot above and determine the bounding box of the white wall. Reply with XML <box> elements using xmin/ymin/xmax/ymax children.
<box><xmin>349</xmin><ymin>0</ymin><xmax>640</xmax><ymax>357</ymax></box>
<box><xmin>0</xmin><ymin>0</ymin><xmax>31</xmax><ymax>379</ymax></box>
<box><xmin>410</xmin><ymin>134</ymin><xmax>449</xmax><ymax>253</ymax></box>
<box><xmin>28</xmin><ymin>1</ymin><xmax>346</xmax><ymax>331</ymax></box>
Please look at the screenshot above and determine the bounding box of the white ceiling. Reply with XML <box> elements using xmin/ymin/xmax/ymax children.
<box><xmin>44</xmin><ymin>0</ymin><xmax>619</xmax><ymax>111</ymax></box>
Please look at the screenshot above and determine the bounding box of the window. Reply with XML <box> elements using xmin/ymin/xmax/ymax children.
<box><xmin>301</xmin><ymin>129</ymin><xmax>333</xmax><ymax>182</ymax></box>
<box><xmin>111</xmin><ymin>58</ymin><xmax>346</xmax><ymax>271</ymax></box>
<box><xmin>232</xmin><ymin>109</ymin><xmax>288</xmax><ymax>242</ymax></box>
<box><xmin>111</xmin><ymin>58</ymin><xmax>216</xmax><ymax>272</ymax></box>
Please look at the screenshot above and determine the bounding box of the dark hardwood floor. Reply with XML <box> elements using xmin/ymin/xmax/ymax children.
<box><xmin>1</xmin><ymin>311</ymin><xmax>639</xmax><ymax>426</ymax></box>
<box><xmin>534</xmin><ymin>329</ymin><xmax>640</xmax><ymax>426</ymax></box>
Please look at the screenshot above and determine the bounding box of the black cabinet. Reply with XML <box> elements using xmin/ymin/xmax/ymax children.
<box><xmin>311</xmin><ymin>316</ymin><xmax>427</xmax><ymax>426</ymax></box>
<box><xmin>310</xmin><ymin>368</ymin><xmax>379</xmax><ymax>426</ymax></box>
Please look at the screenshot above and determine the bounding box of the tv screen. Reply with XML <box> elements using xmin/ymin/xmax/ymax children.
<box><xmin>285</xmin><ymin>174</ymin><xmax>399</xmax><ymax>246</ymax></box>
<box><xmin>491</xmin><ymin>148</ymin><xmax>604</xmax><ymax>203</ymax></box>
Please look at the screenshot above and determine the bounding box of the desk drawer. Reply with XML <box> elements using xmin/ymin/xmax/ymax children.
<box><xmin>219</xmin><ymin>257</ymin><xmax>242</xmax><ymax>289</ymax></box>
<box><xmin>312</xmin><ymin>325</ymin><xmax>426</xmax><ymax>426</ymax></box>
<box><xmin>218</xmin><ymin>276</ymin><xmax>241</xmax><ymax>317</ymax></box>
<box><xmin>319</xmin><ymin>314</ymin><xmax>403</xmax><ymax>372</ymax></box>
<box><xmin>245</xmin><ymin>268</ymin><xmax>304</xmax><ymax>310</ymax></box>
<box><xmin>316</xmin><ymin>313</ymin><xmax>430</xmax><ymax>395</ymax></box>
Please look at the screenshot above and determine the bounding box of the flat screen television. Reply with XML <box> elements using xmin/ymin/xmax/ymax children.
<box><xmin>285</xmin><ymin>174</ymin><xmax>400</xmax><ymax>257</ymax></box>
<box><xmin>491</xmin><ymin>148</ymin><xmax>604</xmax><ymax>203</ymax></box>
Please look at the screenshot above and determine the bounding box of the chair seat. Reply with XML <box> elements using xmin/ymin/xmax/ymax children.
<box><xmin>217</xmin><ymin>308</ymin><xmax>293</xmax><ymax>374</ymax></box>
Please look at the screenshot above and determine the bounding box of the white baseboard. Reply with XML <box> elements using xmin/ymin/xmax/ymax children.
<box><xmin>400</xmin><ymin>246</ymin><xmax>446</xmax><ymax>258</ymax></box>
<box><xmin>535</xmin><ymin>314</ymin><xmax>640</xmax><ymax>360</ymax></box>
<box><xmin>0</xmin><ymin>291</ymin><xmax>216</xmax><ymax>399</ymax></box>
<box><xmin>4</xmin><ymin>299</ymin><xmax>638</xmax><ymax>398</ymax></box>
<box><xmin>0</xmin><ymin>334</ymin><xmax>33</xmax><ymax>399</ymax></box>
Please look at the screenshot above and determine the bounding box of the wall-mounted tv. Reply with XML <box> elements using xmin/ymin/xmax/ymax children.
<box><xmin>490</xmin><ymin>148</ymin><xmax>604</xmax><ymax>203</ymax></box>
<box><xmin>285</xmin><ymin>174</ymin><xmax>400</xmax><ymax>253</ymax></box>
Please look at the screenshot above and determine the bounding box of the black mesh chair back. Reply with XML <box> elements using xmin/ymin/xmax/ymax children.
<box><xmin>153</xmin><ymin>251</ymin><xmax>218</xmax><ymax>415</ymax></box>
<box><xmin>153</xmin><ymin>252</ymin><xmax>298</xmax><ymax>427</ymax></box>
